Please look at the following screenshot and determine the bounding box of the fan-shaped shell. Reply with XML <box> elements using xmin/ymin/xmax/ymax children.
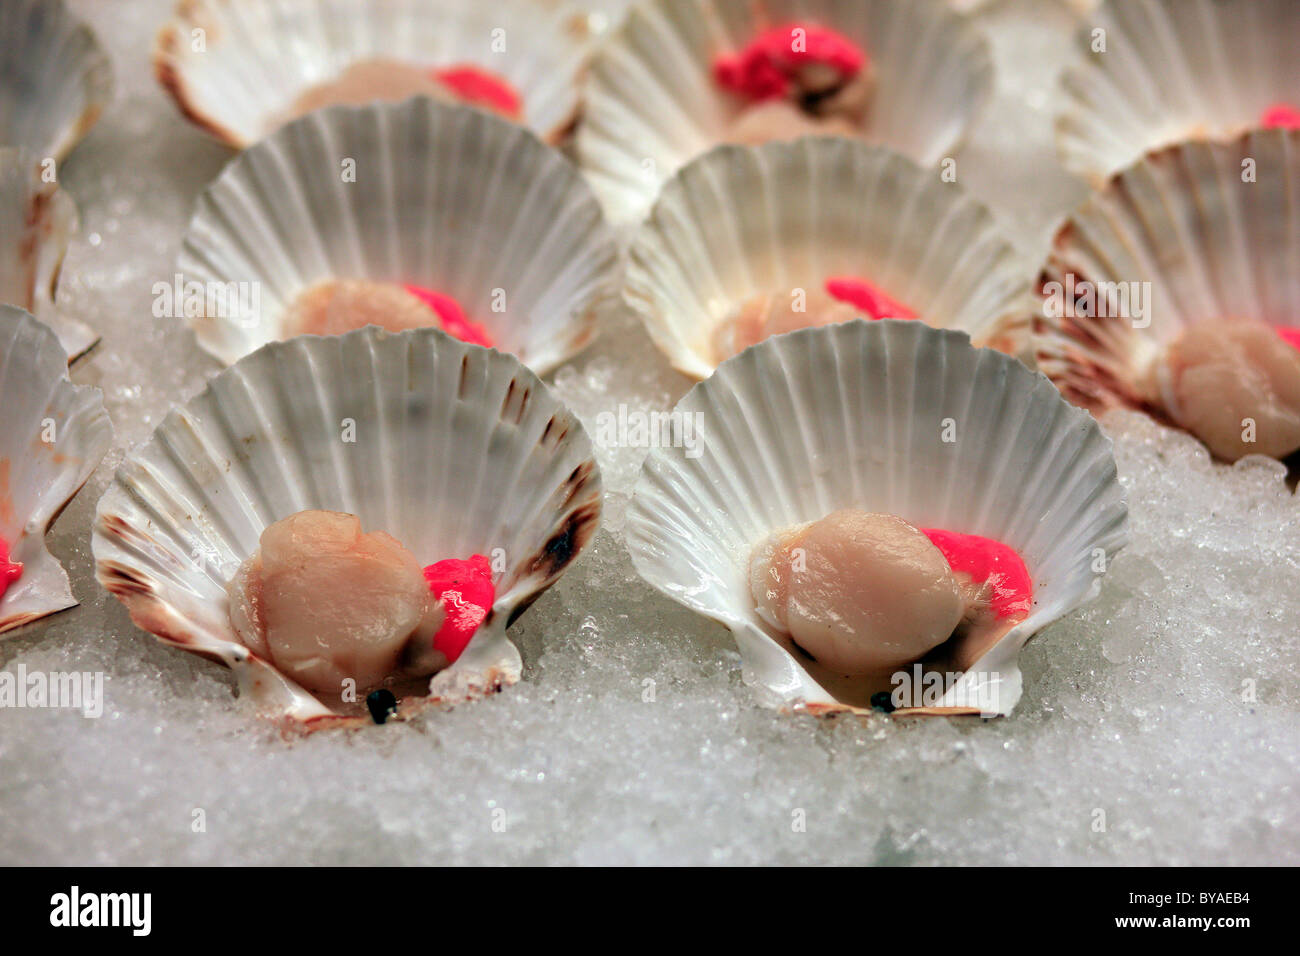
<box><xmin>92</xmin><ymin>326</ymin><xmax>602</xmax><ymax>730</ymax></box>
<box><xmin>627</xmin><ymin>320</ymin><xmax>1128</xmax><ymax>716</ymax></box>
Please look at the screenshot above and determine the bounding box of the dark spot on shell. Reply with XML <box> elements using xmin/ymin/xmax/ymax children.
<box><xmin>366</xmin><ymin>689</ymin><xmax>398</xmax><ymax>724</ymax></box>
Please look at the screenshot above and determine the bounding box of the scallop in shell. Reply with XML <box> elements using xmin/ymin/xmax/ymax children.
<box><xmin>1055</xmin><ymin>0</ymin><xmax>1300</xmax><ymax>185</ymax></box>
<box><xmin>92</xmin><ymin>326</ymin><xmax>602</xmax><ymax>731</ymax></box>
<box><xmin>153</xmin><ymin>0</ymin><xmax>591</xmax><ymax>149</ymax></box>
<box><xmin>0</xmin><ymin>306</ymin><xmax>112</xmax><ymax>636</ymax></box>
<box><xmin>626</xmin><ymin>320</ymin><xmax>1127</xmax><ymax>716</ymax></box>
<box><xmin>0</xmin><ymin>147</ymin><xmax>97</xmax><ymax>359</ymax></box>
<box><xmin>576</xmin><ymin>0</ymin><xmax>994</xmax><ymax>226</ymax></box>
<box><xmin>1033</xmin><ymin>128</ymin><xmax>1300</xmax><ymax>463</ymax></box>
<box><xmin>0</xmin><ymin>0</ymin><xmax>112</xmax><ymax>161</ymax></box>
<box><xmin>625</xmin><ymin>137</ymin><xmax>1031</xmax><ymax>379</ymax></box>
<box><xmin>176</xmin><ymin>99</ymin><xmax>621</xmax><ymax>372</ymax></box>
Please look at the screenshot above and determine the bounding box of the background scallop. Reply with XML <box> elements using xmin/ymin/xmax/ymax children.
<box><xmin>0</xmin><ymin>0</ymin><xmax>112</xmax><ymax>161</ymax></box>
<box><xmin>153</xmin><ymin>0</ymin><xmax>592</xmax><ymax>148</ymax></box>
<box><xmin>627</xmin><ymin>320</ymin><xmax>1128</xmax><ymax>716</ymax></box>
<box><xmin>92</xmin><ymin>326</ymin><xmax>603</xmax><ymax>730</ymax></box>
<box><xmin>1055</xmin><ymin>0</ymin><xmax>1300</xmax><ymax>185</ymax></box>
<box><xmin>178</xmin><ymin>99</ymin><xmax>622</xmax><ymax>372</ymax></box>
<box><xmin>0</xmin><ymin>306</ymin><xmax>112</xmax><ymax>636</ymax></box>
<box><xmin>1033</xmin><ymin>127</ymin><xmax>1299</xmax><ymax>415</ymax></box>
<box><xmin>625</xmin><ymin>137</ymin><xmax>1032</xmax><ymax>379</ymax></box>
<box><xmin>576</xmin><ymin>0</ymin><xmax>995</xmax><ymax>226</ymax></box>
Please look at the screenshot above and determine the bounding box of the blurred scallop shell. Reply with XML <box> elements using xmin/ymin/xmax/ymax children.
<box><xmin>627</xmin><ymin>320</ymin><xmax>1127</xmax><ymax>717</ymax></box>
<box><xmin>577</xmin><ymin>0</ymin><xmax>994</xmax><ymax>226</ymax></box>
<box><xmin>0</xmin><ymin>147</ymin><xmax>97</xmax><ymax>360</ymax></box>
<box><xmin>0</xmin><ymin>0</ymin><xmax>112</xmax><ymax>161</ymax></box>
<box><xmin>153</xmin><ymin>0</ymin><xmax>591</xmax><ymax>148</ymax></box>
<box><xmin>178</xmin><ymin>99</ymin><xmax>621</xmax><ymax>372</ymax></box>
<box><xmin>1055</xmin><ymin>0</ymin><xmax>1300</xmax><ymax>184</ymax></box>
<box><xmin>1032</xmin><ymin>128</ymin><xmax>1298</xmax><ymax>415</ymax></box>
<box><xmin>625</xmin><ymin>138</ymin><xmax>1032</xmax><ymax>379</ymax></box>
<box><xmin>92</xmin><ymin>326</ymin><xmax>602</xmax><ymax>731</ymax></box>
<box><xmin>0</xmin><ymin>306</ymin><xmax>112</xmax><ymax>636</ymax></box>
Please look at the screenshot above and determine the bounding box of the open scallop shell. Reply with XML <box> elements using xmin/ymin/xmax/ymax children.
<box><xmin>627</xmin><ymin>320</ymin><xmax>1127</xmax><ymax>717</ymax></box>
<box><xmin>92</xmin><ymin>326</ymin><xmax>602</xmax><ymax>731</ymax></box>
<box><xmin>153</xmin><ymin>0</ymin><xmax>591</xmax><ymax>149</ymax></box>
<box><xmin>0</xmin><ymin>147</ymin><xmax>98</xmax><ymax>360</ymax></box>
<box><xmin>625</xmin><ymin>138</ymin><xmax>1032</xmax><ymax>379</ymax></box>
<box><xmin>177</xmin><ymin>98</ymin><xmax>621</xmax><ymax>372</ymax></box>
<box><xmin>1032</xmin><ymin>128</ymin><xmax>1298</xmax><ymax>417</ymax></box>
<box><xmin>1055</xmin><ymin>0</ymin><xmax>1300</xmax><ymax>185</ymax></box>
<box><xmin>0</xmin><ymin>306</ymin><xmax>112</xmax><ymax>636</ymax></box>
<box><xmin>576</xmin><ymin>0</ymin><xmax>994</xmax><ymax>226</ymax></box>
<box><xmin>0</xmin><ymin>0</ymin><xmax>112</xmax><ymax>161</ymax></box>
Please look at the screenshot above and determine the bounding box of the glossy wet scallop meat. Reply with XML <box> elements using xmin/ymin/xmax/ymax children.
<box><xmin>1147</xmin><ymin>319</ymin><xmax>1300</xmax><ymax>463</ymax></box>
<box><xmin>283</xmin><ymin>279</ymin><xmax>493</xmax><ymax>348</ymax></box>
<box><xmin>227</xmin><ymin>511</ymin><xmax>448</xmax><ymax>696</ymax></box>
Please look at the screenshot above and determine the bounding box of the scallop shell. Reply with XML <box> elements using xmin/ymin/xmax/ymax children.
<box><xmin>626</xmin><ymin>320</ymin><xmax>1127</xmax><ymax>717</ymax></box>
<box><xmin>1032</xmin><ymin>128</ymin><xmax>1298</xmax><ymax>416</ymax></box>
<box><xmin>0</xmin><ymin>306</ymin><xmax>112</xmax><ymax>636</ymax></box>
<box><xmin>92</xmin><ymin>326</ymin><xmax>602</xmax><ymax>731</ymax></box>
<box><xmin>177</xmin><ymin>98</ymin><xmax>622</xmax><ymax>372</ymax></box>
<box><xmin>576</xmin><ymin>0</ymin><xmax>994</xmax><ymax>226</ymax></box>
<box><xmin>0</xmin><ymin>0</ymin><xmax>112</xmax><ymax>161</ymax></box>
<box><xmin>153</xmin><ymin>0</ymin><xmax>591</xmax><ymax>149</ymax></box>
<box><xmin>625</xmin><ymin>138</ymin><xmax>1032</xmax><ymax>379</ymax></box>
<box><xmin>1055</xmin><ymin>0</ymin><xmax>1300</xmax><ymax>185</ymax></box>
<box><xmin>0</xmin><ymin>147</ymin><xmax>98</xmax><ymax>360</ymax></box>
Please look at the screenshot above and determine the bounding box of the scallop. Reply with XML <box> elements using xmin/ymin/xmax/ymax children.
<box><xmin>176</xmin><ymin>99</ymin><xmax>620</xmax><ymax>372</ymax></box>
<box><xmin>576</xmin><ymin>0</ymin><xmax>994</xmax><ymax>226</ymax></box>
<box><xmin>627</xmin><ymin>320</ymin><xmax>1127</xmax><ymax>716</ymax></box>
<box><xmin>0</xmin><ymin>306</ymin><xmax>112</xmax><ymax>636</ymax></box>
<box><xmin>625</xmin><ymin>137</ymin><xmax>1031</xmax><ymax>379</ymax></box>
<box><xmin>92</xmin><ymin>327</ymin><xmax>602</xmax><ymax>731</ymax></box>
<box><xmin>153</xmin><ymin>0</ymin><xmax>591</xmax><ymax>148</ymax></box>
<box><xmin>1033</xmin><ymin>128</ymin><xmax>1300</xmax><ymax>463</ymax></box>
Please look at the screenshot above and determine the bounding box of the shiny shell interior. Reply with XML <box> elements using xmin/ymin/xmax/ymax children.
<box><xmin>577</xmin><ymin>0</ymin><xmax>994</xmax><ymax>225</ymax></box>
<box><xmin>626</xmin><ymin>320</ymin><xmax>1128</xmax><ymax>716</ymax></box>
<box><xmin>91</xmin><ymin>326</ymin><xmax>602</xmax><ymax>730</ymax></box>
<box><xmin>178</xmin><ymin>98</ymin><xmax>622</xmax><ymax>372</ymax></box>
<box><xmin>0</xmin><ymin>305</ymin><xmax>112</xmax><ymax>635</ymax></box>
<box><xmin>154</xmin><ymin>0</ymin><xmax>591</xmax><ymax>148</ymax></box>
<box><xmin>625</xmin><ymin>137</ymin><xmax>1032</xmax><ymax>379</ymax></box>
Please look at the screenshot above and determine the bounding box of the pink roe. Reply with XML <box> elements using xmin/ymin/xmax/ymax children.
<box><xmin>422</xmin><ymin>554</ymin><xmax>495</xmax><ymax>663</ymax></box>
<box><xmin>714</xmin><ymin>23</ymin><xmax>866</xmax><ymax>102</ymax></box>
<box><xmin>0</xmin><ymin>537</ymin><xmax>20</xmax><ymax>602</ymax></box>
<box><xmin>1261</xmin><ymin>103</ymin><xmax>1300</xmax><ymax>130</ymax></box>
<box><xmin>432</xmin><ymin>65</ymin><xmax>523</xmax><ymax>119</ymax></box>
<box><xmin>403</xmin><ymin>284</ymin><xmax>495</xmax><ymax>348</ymax></box>
<box><xmin>921</xmin><ymin>528</ymin><xmax>1033</xmax><ymax>621</ymax></box>
<box><xmin>825</xmin><ymin>276</ymin><xmax>918</xmax><ymax>320</ymax></box>
<box><xmin>1276</xmin><ymin>327</ymin><xmax>1300</xmax><ymax>351</ymax></box>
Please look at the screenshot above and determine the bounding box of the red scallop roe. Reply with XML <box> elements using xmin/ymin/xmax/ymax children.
<box><xmin>714</xmin><ymin>23</ymin><xmax>866</xmax><ymax>101</ymax></box>
<box><xmin>431</xmin><ymin>65</ymin><xmax>523</xmax><ymax>120</ymax></box>
<box><xmin>825</xmin><ymin>276</ymin><xmax>918</xmax><ymax>320</ymax></box>
<box><xmin>921</xmin><ymin>528</ymin><xmax>1033</xmax><ymax>622</ymax></box>
<box><xmin>422</xmin><ymin>554</ymin><xmax>495</xmax><ymax>663</ymax></box>
<box><xmin>1276</xmin><ymin>326</ymin><xmax>1300</xmax><ymax>350</ymax></box>
<box><xmin>403</xmin><ymin>284</ymin><xmax>495</xmax><ymax>348</ymax></box>
<box><xmin>1261</xmin><ymin>103</ymin><xmax>1300</xmax><ymax>130</ymax></box>
<box><xmin>0</xmin><ymin>537</ymin><xmax>20</xmax><ymax>601</ymax></box>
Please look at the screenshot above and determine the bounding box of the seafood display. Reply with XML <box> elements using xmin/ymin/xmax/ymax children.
<box><xmin>627</xmin><ymin>321</ymin><xmax>1127</xmax><ymax>716</ymax></box>
<box><xmin>1056</xmin><ymin>0</ymin><xmax>1300</xmax><ymax>184</ymax></box>
<box><xmin>1034</xmin><ymin>128</ymin><xmax>1300</xmax><ymax>463</ymax></box>
<box><xmin>153</xmin><ymin>0</ymin><xmax>592</xmax><ymax>148</ymax></box>
<box><xmin>177</xmin><ymin>98</ymin><xmax>620</xmax><ymax>371</ymax></box>
<box><xmin>0</xmin><ymin>306</ymin><xmax>112</xmax><ymax>636</ymax></box>
<box><xmin>92</xmin><ymin>327</ymin><xmax>601</xmax><ymax>730</ymax></box>
<box><xmin>0</xmin><ymin>0</ymin><xmax>112</xmax><ymax>162</ymax></box>
<box><xmin>577</xmin><ymin>0</ymin><xmax>993</xmax><ymax>225</ymax></box>
<box><xmin>625</xmin><ymin>138</ymin><xmax>1029</xmax><ymax>378</ymax></box>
